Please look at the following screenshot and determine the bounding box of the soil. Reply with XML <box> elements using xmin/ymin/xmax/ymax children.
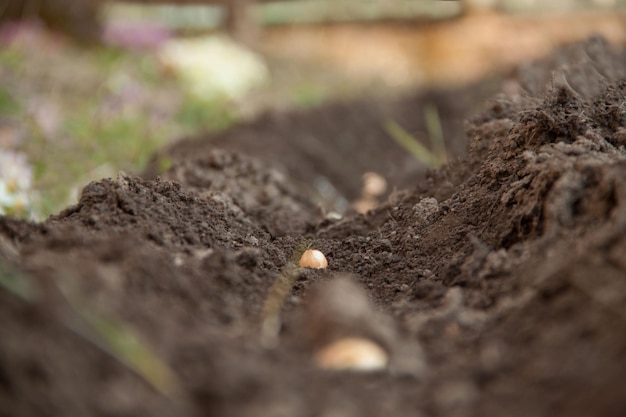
<box><xmin>2</xmin><ymin>36</ymin><xmax>626</xmax><ymax>417</ymax></box>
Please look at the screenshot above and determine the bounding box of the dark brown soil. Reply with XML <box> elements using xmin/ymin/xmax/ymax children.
<box><xmin>2</xmin><ymin>36</ymin><xmax>626</xmax><ymax>417</ymax></box>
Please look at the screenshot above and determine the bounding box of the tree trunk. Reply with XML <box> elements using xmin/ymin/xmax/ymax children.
<box><xmin>225</xmin><ymin>0</ymin><xmax>260</xmax><ymax>47</ymax></box>
<box><xmin>0</xmin><ymin>0</ymin><xmax>102</xmax><ymax>44</ymax></box>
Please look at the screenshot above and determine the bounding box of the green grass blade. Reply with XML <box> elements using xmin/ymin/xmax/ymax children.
<box><xmin>424</xmin><ymin>103</ymin><xmax>448</xmax><ymax>164</ymax></box>
<box><xmin>0</xmin><ymin>262</ymin><xmax>34</xmax><ymax>301</ymax></box>
<box><xmin>57</xmin><ymin>283</ymin><xmax>179</xmax><ymax>397</ymax></box>
<box><xmin>79</xmin><ymin>309</ymin><xmax>179</xmax><ymax>396</ymax></box>
<box><xmin>384</xmin><ymin>120</ymin><xmax>442</xmax><ymax>169</ymax></box>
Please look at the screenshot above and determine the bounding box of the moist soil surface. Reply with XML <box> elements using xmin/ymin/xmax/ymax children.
<box><xmin>2</xmin><ymin>36</ymin><xmax>626</xmax><ymax>417</ymax></box>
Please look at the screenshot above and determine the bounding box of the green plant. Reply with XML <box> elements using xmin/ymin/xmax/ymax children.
<box><xmin>0</xmin><ymin>262</ymin><xmax>178</xmax><ymax>396</ymax></box>
<box><xmin>291</xmin><ymin>84</ymin><xmax>327</xmax><ymax>108</ymax></box>
<box><xmin>175</xmin><ymin>95</ymin><xmax>237</xmax><ymax>134</ymax></box>
<box><xmin>423</xmin><ymin>103</ymin><xmax>447</xmax><ymax>163</ymax></box>
<box><xmin>384</xmin><ymin>104</ymin><xmax>448</xmax><ymax>169</ymax></box>
<box><xmin>0</xmin><ymin>86</ymin><xmax>20</xmax><ymax>115</ymax></box>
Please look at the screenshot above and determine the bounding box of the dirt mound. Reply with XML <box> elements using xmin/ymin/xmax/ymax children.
<box><xmin>1</xmin><ymin>37</ymin><xmax>626</xmax><ymax>417</ymax></box>
<box><xmin>145</xmin><ymin>79</ymin><xmax>500</xmax><ymax>204</ymax></box>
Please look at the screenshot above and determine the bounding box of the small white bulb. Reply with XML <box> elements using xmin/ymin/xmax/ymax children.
<box><xmin>314</xmin><ymin>337</ymin><xmax>388</xmax><ymax>372</ymax></box>
<box><xmin>362</xmin><ymin>172</ymin><xmax>387</xmax><ymax>197</ymax></box>
<box><xmin>299</xmin><ymin>249</ymin><xmax>328</xmax><ymax>269</ymax></box>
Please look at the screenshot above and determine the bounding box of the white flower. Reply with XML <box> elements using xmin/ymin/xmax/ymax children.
<box><xmin>159</xmin><ymin>35</ymin><xmax>269</xmax><ymax>100</ymax></box>
<box><xmin>0</xmin><ymin>181</ymin><xmax>14</xmax><ymax>209</ymax></box>
<box><xmin>0</xmin><ymin>150</ymin><xmax>32</xmax><ymax>191</ymax></box>
<box><xmin>0</xmin><ymin>149</ymin><xmax>33</xmax><ymax>216</ymax></box>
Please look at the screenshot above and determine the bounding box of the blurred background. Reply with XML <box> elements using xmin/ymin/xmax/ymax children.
<box><xmin>1</xmin><ymin>0</ymin><xmax>625</xmax><ymax>218</ymax></box>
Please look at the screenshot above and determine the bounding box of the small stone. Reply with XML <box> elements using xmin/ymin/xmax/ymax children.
<box><xmin>413</xmin><ymin>197</ymin><xmax>440</xmax><ymax>222</ymax></box>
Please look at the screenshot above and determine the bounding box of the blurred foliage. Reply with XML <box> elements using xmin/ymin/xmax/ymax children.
<box><xmin>290</xmin><ymin>83</ymin><xmax>328</xmax><ymax>108</ymax></box>
<box><xmin>0</xmin><ymin>31</ymin><xmax>237</xmax><ymax>219</ymax></box>
<box><xmin>0</xmin><ymin>259</ymin><xmax>177</xmax><ymax>396</ymax></box>
<box><xmin>0</xmin><ymin>86</ymin><xmax>21</xmax><ymax>115</ymax></box>
<box><xmin>105</xmin><ymin>0</ymin><xmax>626</xmax><ymax>32</ymax></box>
<box><xmin>423</xmin><ymin>103</ymin><xmax>447</xmax><ymax>165</ymax></box>
<box><xmin>0</xmin><ymin>262</ymin><xmax>33</xmax><ymax>301</ymax></box>
<box><xmin>71</xmin><ymin>298</ymin><xmax>179</xmax><ymax>396</ymax></box>
<box><xmin>176</xmin><ymin>95</ymin><xmax>237</xmax><ymax>132</ymax></box>
<box><xmin>385</xmin><ymin>118</ymin><xmax>447</xmax><ymax>169</ymax></box>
